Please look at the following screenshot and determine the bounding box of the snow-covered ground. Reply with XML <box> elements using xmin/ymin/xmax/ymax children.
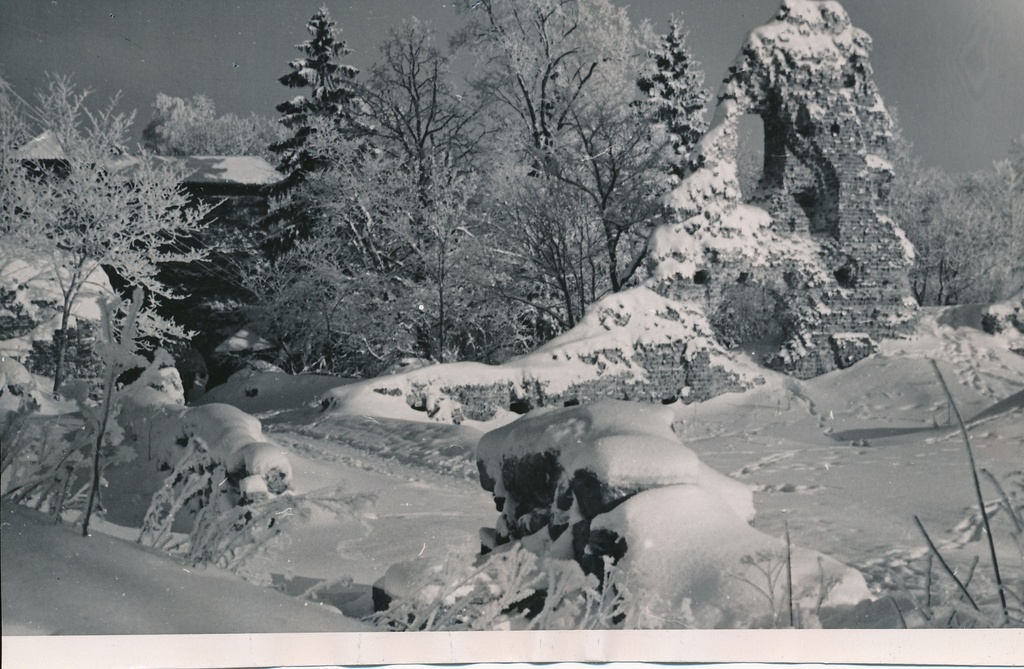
<box><xmin>3</xmin><ymin>304</ymin><xmax>1023</xmax><ymax>650</ymax></box>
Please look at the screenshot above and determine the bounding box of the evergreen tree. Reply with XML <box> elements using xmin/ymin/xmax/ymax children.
<box><xmin>270</xmin><ymin>5</ymin><xmax>365</xmax><ymax>176</ymax></box>
<box><xmin>636</xmin><ymin>16</ymin><xmax>709</xmax><ymax>180</ymax></box>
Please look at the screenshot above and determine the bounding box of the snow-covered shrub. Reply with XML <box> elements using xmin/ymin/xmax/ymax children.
<box><xmin>0</xmin><ymin>290</ymin><xmax>168</xmax><ymax>533</ymax></box>
<box><xmin>474</xmin><ymin>399</ymin><xmax>872</xmax><ymax>628</ymax></box>
<box><xmin>890</xmin><ymin>470</ymin><xmax>1024</xmax><ymax>628</ymax></box>
<box><xmin>139</xmin><ymin>434</ymin><xmax>375</xmax><ymax>584</ymax></box>
<box><xmin>0</xmin><ymin>357</ymin><xmax>89</xmax><ymax>518</ymax></box>
<box><xmin>0</xmin><ymin>357</ymin><xmax>41</xmax><ymax>448</ymax></box>
<box><xmin>588</xmin><ymin>484</ymin><xmax>871</xmax><ymax>628</ymax></box>
<box><xmin>118</xmin><ymin>389</ymin><xmax>294</xmax><ymax>502</ymax></box>
<box><xmin>371</xmin><ymin>543</ymin><xmax>628</xmax><ymax>631</ymax></box>
<box><xmin>978</xmin><ymin>293</ymin><xmax>1019</xmax><ymax>344</ymax></box>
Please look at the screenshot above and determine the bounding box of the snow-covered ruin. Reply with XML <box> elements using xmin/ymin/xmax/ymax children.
<box><xmin>653</xmin><ymin>0</ymin><xmax>918</xmax><ymax>379</ymax></box>
<box><xmin>328</xmin><ymin>0</ymin><xmax>919</xmax><ymax>421</ymax></box>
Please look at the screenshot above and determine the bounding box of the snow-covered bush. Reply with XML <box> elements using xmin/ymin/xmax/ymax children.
<box><xmin>118</xmin><ymin>392</ymin><xmax>294</xmax><ymax>504</ymax></box>
<box><xmin>139</xmin><ymin>434</ymin><xmax>375</xmax><ymax>584</ymax></box>
<box><xmin>981</xmin><ymin>291</ymin><xmax>1024</xmax><ymax>344</ymax></box>
<box><xmin>371</xmin><ymin>542</ymin><xmax>628</xmax><ymax>630</ymax></box>
<box><xmin>0</xmin><ymin>357</ymin><xmax>88</xmax><ymax>517</ymax></box>
<box><xmin>1</xmin><ymin>289</ymin><xmax>180</xmax><ymax>534</ymax></box>
<box><xmin>472</xmin><ymin>399</ymin><xmax>872</xmax><ymax>628</ymax></box>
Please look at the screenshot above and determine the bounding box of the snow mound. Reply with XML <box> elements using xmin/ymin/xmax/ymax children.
<box><xmin>115</xmin><ymin>388</ymin><xmax>296</xmax><ymax>526</ymax></box>
<box><xmin>199</xmin><ymin>367</ymin><xmax>356</xmax><ymax>414</ymax></box>
<box><xmin>477</xmin><ymin>400</ymin><xmax>754</xmax><ymax>524</ymax></box>
<box><xmin>227</xmin><ymin>441</ymin><xmax>292</xmax><ymax>495</ymax></box>
<box><xmin>471</xmin><ymin>399</ymin><xmax>871</xmax><ymax>627</ymax></box>
<box><xmin>0</xmin><ymin>504</ymin><xmax>367</xmax><ymax>634</ymax></box>
<box><xmin>592</xmin><ymin>485</ymin><xmax>872</xmax><ymax>628</ymax></box>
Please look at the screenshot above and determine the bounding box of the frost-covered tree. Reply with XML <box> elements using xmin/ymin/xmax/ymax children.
<box><xmin>141</xmin><ymin>93</ymin><xmax>285</xmax><ymax>159</ymax></box>
<box><xmin>5</xmin><ymin>75</ymin><xmax>211</xmax><ymax>391</ymax></box>
<box><xmin>248</xmin><ymin>126</ymin><xmax>528</xmax><ymax>375</ymax></box>
<box><xmin>363</xmin><ymin>19</ymin><xmax>486</xmax><ymax>197</ymax></box>
<box><xmin>454</xmin><ymin>0</ymin><xmax>624</xmax><ymax>154</ymax></box>
<box><xmin>546</xmin><ymin>49</ymin><xmax>671</xmax><ymax>292</ymax></box>
<box><xmin>270</xmin><ymin>5</ymin><xmax>365</xmax><ymax>176</ymax></box>
<box><xmin>636</xmin><ymin>16</ymin><xmax>709</xmax><ymax>180</ymax></box>
<box><xmin>493</xmin><ymin>157</ymin><xmax>611</xmax><ymax>330</ymax></box>
<box><xmin>0</xmin><ymin>78</ymin><xmax>33</xmax><ymax>238</ymax></box>
<box><xmin>457</xmin><ymin>0</ymin><xmax>672</xmax><ymax>310</ymax></box>
<box><xmin>890</xmin><ymin>119</ymin><xmax>1024</xmax><ymax>306</ymax></box>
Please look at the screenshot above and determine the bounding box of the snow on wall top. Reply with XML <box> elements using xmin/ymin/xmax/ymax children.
<box><xmin>322</xmin><ymin>285</ymin><xmax>758</xmax><ymax>423</ymax></box>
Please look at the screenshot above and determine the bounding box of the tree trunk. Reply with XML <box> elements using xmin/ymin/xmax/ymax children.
<box><xmin>606</xmin><ymin>224</ymin><xmax>621</xmax><ymax>292</ymax></box>
<box><xmin>437</xmin><ymin>279</ymin><xmax>446</xmax><ymax>364</ymax></box>
<box><xmin>82</xmin><ymin>366</ymin><xmax>115</xmax><ymax>537</ymax></box>
<box><xmin>52</xmin><ymin>303</ymin><xmax>73</xmax><ymax>392</ymax></box>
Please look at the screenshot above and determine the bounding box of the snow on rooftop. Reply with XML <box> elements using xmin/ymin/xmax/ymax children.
<box><xmin>176</xmin><ymin>155</ymin><xmax>284</xmax><ymax>186</ymax></box>
<box><xmin>215</xmin><ymin>328</ymin><xmax>276</xmax><ymax>353</ymax></box>
<box><xmin>14</xmin><ymin>130</ymin><xmax>63</xmax><ymax>161</ymax></box>
<box><xmin>14</xmin><ymin>133</ymin><xmax>283</xmax><ymax>186</ymax></box>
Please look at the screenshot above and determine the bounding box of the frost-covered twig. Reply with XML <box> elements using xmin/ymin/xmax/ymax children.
<box><xmin>914</xmin><ymin>514</ymin><xmax>980</xmax><ymax>613</ymax></box>
<box><xmin>138</xmin><ymin>437</ymin><xmax>217</xmax><ymax>550</ymax></box>
<box><xmin>980</xmin><ymin>468</ymin><xmax>1023</xmax><ymax>535</ymax></box>
<box><xmin>731</xmin><ymin>550</ymin><xmax>787</xmax><ymax>626</ymax></box>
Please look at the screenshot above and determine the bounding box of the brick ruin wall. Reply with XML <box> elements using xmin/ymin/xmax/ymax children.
<box><xmin>647</xmin><ymin>0</ymin><xmax>918</xmax><ymax>380</ymax></box>
<box><xmin>395</xmin><ymin>345</ymin><xmax>751</xmax><ymax>422</ymax></box>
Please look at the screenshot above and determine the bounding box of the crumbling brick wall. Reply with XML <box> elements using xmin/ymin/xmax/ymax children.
<box><xmin>649</xmin><ymin>0</ymin><xmax>918</xmax><ymax>379</ymax></box>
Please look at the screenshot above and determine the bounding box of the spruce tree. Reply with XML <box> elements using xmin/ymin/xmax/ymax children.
<box><xmin>636</xmin><ymin>17</ymin><xmax>709</xmax><ymax>180</ymax></box>
<box><xmin>271</xmin><ymin>5</ymin><xmax>364</xmax><ymax>176</ymax></box>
